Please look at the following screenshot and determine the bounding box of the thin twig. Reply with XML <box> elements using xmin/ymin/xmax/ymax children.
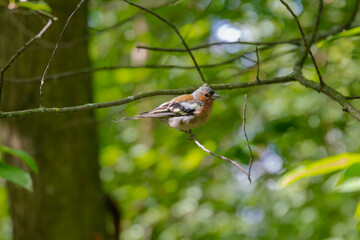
<box><xmin>0</xmin><ymin>19</ymin><xmax>53</xmax><ymax>109</ymax></box>
<box><xmin>0</xmin><ymin>74</ymin><xmax>296</xmax><ymax>119</ymax></box>
<box><xmin>186</xmin><ymin>130</ymin><xmax>251</xmax><ymax>183</ymax></box>
<box><xmin>280</xmin><ymin>0</ymin><xmax>324</xmax><ymax>85</ymax></box>
<box><xmin>123</xmin><ymin>0</ymin><xmax>207</xmax><ymax>85</ymax></box>
<box><xmin>36</xmin><ymin>10</ymin><xmax>58</xmax><ymax>21</ymax></box>
<box><xmin>137</xmin><ymin>39</ymin><xmax>300</xmax><ymax>52</ymax></box>
<box><xmin>58</xmin><ymin>13</ymin><xmax>143</xmax><ymax>48</ymax></box>
<box><xmin>310</xmin><ymin>0</ymin><xmax>323</xmax><ymax>46</ymax></box>
<box><xmin>296</xmin><ymin>0</ymin><xmax>323</xmax><ymax>68</ymax></box>
<box><xmin>9</xmin><ymin>48</ymin><xmax>296</xmax><ymax>84</ymax></box>
<box><xmin>344</xmin><ymin>0</ymin><xmax>360</xmax><ymax>29</ymax></box>
<box><xmin>255</xmin><ymin>47</ymin><xmax>260</xmax><ymax>81</ymax></box>
<box><xmin>39</xmin><ymin>0</ymin><xmax>85</xmax><ymax>107</ymax></box>
<box><xmin>346</xmin><ymin>96</ymin><xmax>360</xmax><ymax>100</ymax></box>
<box><xmin>294</xmin><ymin>72</ymin><xmax>360</xmax><ymax>121</ymax></box>
<box><xmin>41</xmin><ymin>0</ymin><xmax>180</xmax><ymax>49</ymax></box>
<box><xmin>8</xmin><ymin>48</ymin><xmax>266</xmax><ymax>84</ymax></box>
<box><xmin>242</xmin><ymin>94</ymin><xmax>254</xmax><ymax>177</ymax></box>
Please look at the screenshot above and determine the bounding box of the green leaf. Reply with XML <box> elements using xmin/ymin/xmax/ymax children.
<box><xmin>335</xmin><ymin>177</ymin><xmax>360</xmax><ymax>193</ymax></box>
<box><xmin>344</xmin><ymin>163</ymin><xmax>360</xmax><ymax>180</ymax></box>
<box><xmin>18</xmin><ymin>1</ymin><xmax>52</xmax><ymax>12</ymax></box>
<box><xmin>355</xmin><ymin>201</ymin><xmax>360</xmax><ymax>220</ymax></box>
<box><xmin>317</xmin><ymin>27</ymin><xmax>360</xmax><ymax>48</ymax></box>
<box><xmin>0</xmin><ymin>145</ymin><xmax>38</xmax><ymax>173</ymax></box>
<box><xmin>0</xmin><ymin>161</ymin><xmax>32</xmax><ymax>191</ymax></box>
<box><xmin>279</xmin><ymin>153</ymin><xmax>360</xmax><ymax>187</ymax></box>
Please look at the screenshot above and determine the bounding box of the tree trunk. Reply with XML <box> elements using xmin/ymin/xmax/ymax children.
<box><xmin>0</xmin><ymin>2</ymin><xmax>106</xmax><ymax>240</ymax></box>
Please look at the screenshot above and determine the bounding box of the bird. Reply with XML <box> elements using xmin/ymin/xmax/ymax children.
<box><xmin>120</xmin><ymin>86</ymin><xmax>221</xmax><ymax>132</ymax></box>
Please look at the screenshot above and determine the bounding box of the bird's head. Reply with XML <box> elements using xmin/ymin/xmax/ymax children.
<box><xmin>192</xmin><ymin>86</ymin><xmax>221</xmax><ymax>104</ymax></box>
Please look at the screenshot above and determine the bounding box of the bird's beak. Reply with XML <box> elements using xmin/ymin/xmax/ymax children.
<box><xmin>212</xmin><ymin>93</ymin><xmax>221</xmax><ymax>99</ymax></box>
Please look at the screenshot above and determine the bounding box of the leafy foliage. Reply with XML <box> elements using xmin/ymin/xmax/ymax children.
<box><xmin>0</xmin><ymin>146</ymin><xmax>37</xmax><ymax>191</ymax></box>
<box><xmin>1</xmin><ymin>0</ymin><xmax>360</xmax><ymax>239</ymax></box>
<box><xmin>88</xmin><ymin>0</ymin><xmax>360</xmax><ymax>239</ymax></box>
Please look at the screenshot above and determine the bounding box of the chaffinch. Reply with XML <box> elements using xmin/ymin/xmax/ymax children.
<box><xmin>121</xmin><ymin>86</ymin><xmax>221</xmax><ymax>131</ymax></box>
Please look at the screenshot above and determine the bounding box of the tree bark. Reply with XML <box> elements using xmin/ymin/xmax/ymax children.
<box><xmin>0</xmin><ymin>2</ymin><xmax>106</xmax><ymax>240</ymax></box>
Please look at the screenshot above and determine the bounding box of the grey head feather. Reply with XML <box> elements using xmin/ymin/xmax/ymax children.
<box><xmin>192</xmin><ymin>86</ymin><xmax>215</xmax><ymax>101</ymax></box>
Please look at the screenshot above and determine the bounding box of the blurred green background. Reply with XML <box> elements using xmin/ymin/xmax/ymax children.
<box><xmin>1</xmin><ymin>0</ymin><xmax>360</xmax><ymax>239</ymax></box>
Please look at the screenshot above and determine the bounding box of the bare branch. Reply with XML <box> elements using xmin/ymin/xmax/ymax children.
<box><xmin>310</xmin><ymin>0</ymin><xmax>323</xmax><ymax>46</ymax></box>
<box><xmin>280</xmin><ymin>0</ymin><xmax>324</xmax><ymax>85</ymax></box>
<box><xmin>8</xmin><ymin>48</ymin><xmax>265</xmax><ymax>84</ymax></box>
<box><xmin>136</xmin><ymin>23</ymin><xmax>358</xmax><ymax>54</ymax></box>
<box><xmin>1</xmin><ymin>71</ymin><xmax>359</xmax><ymax>123</ymax></box>
<box><xmin>255</xmin><ymin>47</ymin><xmax>260</xmax><ymax>81</ymax></box>
<box><xmin>137</xmin><ymin>39</ymin><xmax>300</xmax><ymax>52</ymax></box>
<box><xmin>0</xmin><ymin>75</ymin><xmax>296</xmax><ymax>119</ymax></box>
<box><xmin>123</xmin><ymin>0</ymin><xmax>207</xmax><ymax>85</ymax></box>
<box><xmin>296</xmin><ymin>0</ymin><xmax>323</xmax><ymax>69</ymax></box>
<box><xmin>58</xmin><ymin>13</ymin><xmax>143</xmax><ymax>49</ymax></box>
<box><xmin>0</xmin><ymin>19</ymin><xmax>53</xmax><ymax>109</ymax></box>
<box><xmin>242</xmin><ymin>94</ymin><xmax>254</xmax><ymax>177</ymax></box>
<box><xmin>186</xmin><ymin>130</ymin><xmax>251</xmax><ymax>183</ymax></box>
<box><xmin>35</xmin><ymin>10</ymin><xmax>58</xmax><ymax>21</ymax></box>
<box><xmin>39</xmin><ymin>0</ymin><xmax>85</xmax><ymax>107</ymax></box>
<box><xmin>346</xmin><ymin>96</ymin><xmax>360</xmax><ymax>100</ymax></box>
<box><xmin>344</xmin><ymin>0</ymin><xmax>360</xmax><ymax>29</ymax></box>
<box><xmin>294</xmin><ymin>73</ymin><xmax>360</xmax><ymax>121</ymax></box>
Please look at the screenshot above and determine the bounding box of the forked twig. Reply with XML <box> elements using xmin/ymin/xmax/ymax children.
<box><xmin>123</xmin><ymin>0</ymin><xmax>207</xmax><ymax>85</ymax></box>
<box><xmin>280</xmin><ymin>0</ymin><xmax>323</xmax><ymax>85</ymax></box>
<box><xmin>186</xmin><ymin>130</ymin><xmax>251</xmax><ymax>183</ymax></box>
<box><xmin>39</xmin><ymin>0</ymin><xmax>85</xmax><ymax>107</ymax></box>
<box><xmin>242</xmin><ymin>94</ymin><xmax>254</xmax><ymax>176</ymax></box>
<box><xmin>0</xmin><ymin>19</ymin><xmax>53</xmax><ymax>109</ymax></box>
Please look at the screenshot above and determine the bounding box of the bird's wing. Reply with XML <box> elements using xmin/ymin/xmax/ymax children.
<box><xmin>135</xmin><ymin>95</ymin><xmax>201</xmax><ymax>118</ymax></box>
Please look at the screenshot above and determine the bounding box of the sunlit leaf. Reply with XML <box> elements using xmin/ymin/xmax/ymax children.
<box><xmin>0</xmin><ymin>145</ymin><xmax>38</xmax><ymax>173</ymax></box>
<box><xmin>18</xmin><ymin>1</ymin><xmax>52</xmax><ymax>12</ymax></box>
<box><xmin>355</xmin><ymin>201</ymin><xmax>360</xmax><ymax>220</ymax></box>
<box><xmin>317</xmin><ymin>27</ymin><xmax>360</xmax><ymax>48</ymax></box>
<box><xmin>335</xmin><ymin>177</ymin><xmax>360</xmax><ymax>193</ymax></box>
<box><xmin>0</xmin><ymin>161</ymin><xmax>32</xmax><ymax>191</ymax></box>
<box><xmin>279</xmin><ymin>153</ymin><xmax>360</xmax><ymax>187</ymax></box>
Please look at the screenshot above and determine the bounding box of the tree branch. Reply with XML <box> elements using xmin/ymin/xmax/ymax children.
<box><xmin>7</xmin><ymin>48</ymin><xmax>266</xmax><ymax>84</ymax></box>
<box><xmin>280</xmin><ymin>0</ymin><xmax>323</xmax><ymax>85</ymax></box>
<box><xmin>35</xmin><ymin>10</ymin><xmax>58</xmax><ymax>21</ymax></box>
<box><xmin>255</xmin><ymin>47</ymin><xmax>260</xmax><ymax>81</ymax></box>
<box><xmin>242</xmin><ymin>94</ymin><xmax>254</xmax><ymax>177</ymax></box>
<box><xmin>39</xmin><ymin>0</ymin><xmax>85</xmax><ymax>107</ymax></box>
<box><xmin>0</xmin><ymin>75</ymin><xmax>296</xmax><ymax>119</ymax></box>
<box><xmin>0</xmin><ymin>18</ymin><xmax>54</xmax><ymax>110</ymax></box>
<box><xmin>294</xmin><ymin>73</ymin><xmax>360</xmax><ymax>121</ymax></box>
<box><xmin>346</xmin><ymin>96</ymin><xmax>360</xmax><ymax>100</ymax></box>
<box><xmin>310</xmin><ymin>0</ymin><xmax>323</xmax><ymax>46</ymax></box>
<box><xmin>344</xmin><ymin>0</ymin><xmax>360</xmax><ymax>29</ymax></box>
<box><xmin>123</xmin><ymin>0</ymin><xmax>207</xmax><ymax>84</ymax></box>
<box><xmin>186</xmin><ymin>130</ymin><xmax>251</xmax><ymax>183</ymax></box>
<box><xmin>137</xmin><ymin>39</ymin><xmax>300</xmax><ymax>52</ymax></box>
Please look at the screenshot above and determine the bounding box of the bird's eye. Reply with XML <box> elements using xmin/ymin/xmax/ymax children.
<box><xmin>204</xmin><ymin>93</ymin><xmax>210</xmax><ymax>97</ymax></box>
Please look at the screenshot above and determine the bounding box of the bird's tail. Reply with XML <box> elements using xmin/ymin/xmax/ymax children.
<box><xmin>115</xmin><ymin>112</ymin><xmax>175</xmax><ymax>122</ymax></box>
